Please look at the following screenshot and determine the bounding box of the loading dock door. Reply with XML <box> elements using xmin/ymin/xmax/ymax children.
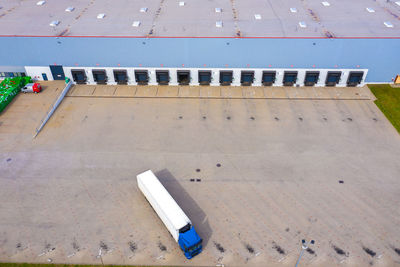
<box><xmin>114</xmin><ymin>70</ymin><xmax>128</xmax><ymax>85</ymax></box>
<box><xmin>156</xmin><ymin>70</ymin><xmax>169</xmax><ymax>85</ymax></box>
<box><xmin>198</xmin><ymin>71</ymin><xmax>211</xmax><ymax>85</ymax></box>
<box><xmin>71</xmin><ymin>70</ymin><xmax>87</xmax><ymax>84</ymax></box>
<box><xmin>241</xmin><ymin>71</ymin><xmax>254</xmax><ymax>86</ymax></box>
<box><xmin>220</xmin><ymin>71</ymin><xmax>233</xmax><ymax>86</ymax></box>
<box><xmin>283</xmin><ymin>71</ymin><xmax>298</xmax><ymax>86</ymax></box>
<box><xmin>49</xmin><ymin>65</ymin><xmax>65</xmax><ymax>80</ymax></box>
<box><xmin>304</xmin><ymin>71</ymin><xmax>320</xmax><ymax>86</ymax></box>
<box><xmin>325</xmin><ymin>71</ymin><xmax>341</xmax><ymax>86</ymax></box>
<box><xmin>135</xmin><ymin>70</ymin><xmax>149</xmax><ymax>85</ymax></box>
<box><xmin>177</xmin><ymin>70</ymin><xmax>190</xmax><ymax>85</ymax></box>
<box><xmin>92</xmin><ymin>70</ymin><xmax>107</xmax><ymax>84</ymax></box>
<box><xmin>262</xmin><ymin>71</ymin><xmax>276</xmax><ymax>86</ymax></box>
<box><xmin>347</xmin><ymin>72</ymin><xmax>364</xmax><ymax>87</ymax></box>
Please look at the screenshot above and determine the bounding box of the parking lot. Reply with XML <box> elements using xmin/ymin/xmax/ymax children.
<box><xmin>0</xmin><ymin>82</ymin><xmax>400</xmax><ymax>266</ymax></box>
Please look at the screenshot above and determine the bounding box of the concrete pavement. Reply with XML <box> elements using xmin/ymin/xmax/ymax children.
<box><xmin>0</xmin><ymin>82</ymin><xmax>399</xmax><ymax>267</ymax></box>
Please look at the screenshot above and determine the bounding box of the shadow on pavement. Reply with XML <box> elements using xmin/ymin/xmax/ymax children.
<box><xmin>155</xmin><ymin>169</ymin><xmax>213</xmax><ymax>248</ymax></box>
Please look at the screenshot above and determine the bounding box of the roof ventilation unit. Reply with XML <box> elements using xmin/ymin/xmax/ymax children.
<box><xmin>262</xmin><ymin>71</ymin><xmax>276</xmax><ymax>86</ymax></box>
<box><xmin>396</xmin><ymin>1</ymin><xmax>400</xmax><ymax>6</ymax></box>
<box><xmin>179</xmin><ymin>1</ymin><xmax>185</xmax><ymax>6</ymax></box>
<box><xmin>177</xmin><ymin>70</ymin><xmax>190</xmax><ymax>85</ymax></box>
<box><xmin>156</xmin><ymin>70</ymin><xmax>170</xmax><ymax>85</ymax></box>
<box><xmin>215</xmin><ymin>8</ymin><xmax>222</xmax><ymax>13</ymax></box>
<box><xmin>283</xmin><ymin>71</ymin><xmax>298</xmax><ymax>86</ymax></box>
<box><xmin>347</xmin><ymin>72</ymin><xmax>364</xmax><ymax>87</ymax></box>
<box><xmin>254</xmin><ymin>14</ymin><xmax>262</xmax><ymax>20</ymax></box>
<box><xmin>216</xmin><ymin>21</ymin><xmax>223</xmax><ymax>28</ymax></box>
<box><xmin>321</xmin><ymin>1</ymin><xmax>330</xmax><ymax>7</ymax></box>
<box><xmin>241</xmin><ymin>71</ymin><xmax>254</xmax><ymax>86</ymax></box>
<box><xmin>65</xmin><ymin>7</ymin><xmax>75</xmax><ymax>12</ymax></box>
<box><xmin>304</xmin><ymin>71</ymin><xmax>320</xmax><ymax>86</ymax></box>
<box><xmin>132</xmin><ymin>21</ymin><xmax>141</xmax><ymax>27</ymax></box>
<box><xmin>49</xmin><ymin>20</ymin><xmax>60</xmax><ymax>27</ymax></box>
<box><xmin>135</xmin><ymin>70</ymin><xmax>149</xmax><ymax>85</ymax></box>
<box><xmin>140</xmin><ymin>7</ymin><xmax>148</xmax><ymax>13</ymax></box>
<box><xmin>97</xmin><ymin>13</ymin><xmax>106</xmax><ymax>19</ymax></box>
<box><xmin>92</xmin><ymin>70</ymin><xmax>107</xmax><ymax>85</ymax></box>
<box><xmin>366</xmin><ymin>7</ymin><xmax>375</xmax><ymax>13</ymax></box>
<box><xmin>325</xmin><ymin>71</ymin><xmax>341</xmax><ymax>86</ymax></box>
<box><xmin>384</xmin><ymin>21</ymin><xmax>393</xmax><ymax>28</ymax></box>
<box><xmin>113</xmin><ymin>70</ymin><xmax>128</xmax><ymax>85</ymax></box>
<box><xmin>219</xmin><ymin>71</ymin><xmax>233</xmax><ymax>86</ymax></box>
<box><xmin>71</xmin><ymin>70</ymin><xmax>87</xmax><ymax>84</ymax></box>
<box><xmin>290</xmin><ymin>8</ymin><xmax>297</xmax><ymax>13</ymax></box>
<box><xmin>36</xmin><ymin>1</ymin><xmax>45</xmax><ymax>6</ymax></box>
<box><xmin>299</xmin><ymin>21</ymin><xmax>307</xmax><ymax>28</ymax></box>
<box><xmin>198</xmin><ymin>71</ymin><xmax>212</xmax><ymax>85</ymax></box>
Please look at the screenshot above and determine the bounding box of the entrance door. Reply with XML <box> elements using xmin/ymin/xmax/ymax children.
<box><xmin>198</xmin><ymin>71</ymin><xmax>211</xmax><ymax>85</ymax></box>
<box><xmin>241</xmin><ymin>71</ymin><xmax>254</xmax><ymax>86</ymax></box>
<box><xmin>262</xmin><ymin>71</ymin><xmax>276</xmax><ymax>86</ymax></box>
<box><xmin>93</xmin><ymin>70</ymin><xmax>107</xmax><ymax>84</ymax></box>
<box><xmin>113</xmin><ymin>70</ymin><xmax>128</xmax><ymax>84</ymax></box>
<box><xmin>347</xmin><ymin>71</ymin><xmax>364</xmax><ymax>87</ymax></box>
<box><xmin>156</xmin><ymin>70</ymin><xmax>169</xmax><ymax>85</ymax></box>
<box><xmin>325</xmin><ymin>71</ymin><xmax>341</xmax><ymax>86</ymax></box>
<box><xmin>283</xmin><ymin>71</ymin><xmax>298</xmax><ymax>86</ymax></box>
<box><xmin>49</xmin><ymin>65</ymin><xmax>65</xmax><ymax>80</ymax></box>
<box><xmin>219</xmin><ymin>71</ymin><xmax>233</xmax><ymax>86</ymax></box>
<box><xmin>177</xmin><ymin>70</ymin><xmax>190</xmax><ymax>85</ymax></box>
<box><xmin>42</xmin><ymin>73</ymin><xmax>48</xmax><ymax>81</ymax></box>
<box><xmin>304</xmin><ymin>71</ymin><xmax>319</xmax><ymax>86</ymax></box>
<box><xmin>135</xmin><ymin>70</ymin><xmax>149</xmax><ymax>85</ymax></box>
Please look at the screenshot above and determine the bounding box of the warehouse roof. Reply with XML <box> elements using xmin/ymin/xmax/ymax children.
<box><xmin>0</xmin><ymin>0</ymin><xmax>399</xmax><ymax>37</ymax></box>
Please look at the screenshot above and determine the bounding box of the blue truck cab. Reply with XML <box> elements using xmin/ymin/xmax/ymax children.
<box><xmin>178</xmin><ymin>223</ymin><xmax>203</xmax><ymax>259</ymax></box>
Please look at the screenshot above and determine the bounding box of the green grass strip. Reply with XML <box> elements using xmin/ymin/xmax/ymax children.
<box><xmin>368</xmin><ymin>84</ymin><xmax>400</xmax><ymax>134</ymax></box>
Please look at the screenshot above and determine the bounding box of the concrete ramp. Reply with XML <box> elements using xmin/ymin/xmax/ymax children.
<box><xmin>66</xmin><ymin>85</ymin><xmax>373</xmax><ymax>100</ymax></box>
<box><xmin>34</xmin><ymin>81</ymin><xmax>73</xmax><ymax>138</ymax></box>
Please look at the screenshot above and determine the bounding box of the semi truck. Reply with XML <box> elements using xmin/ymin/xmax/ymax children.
<box><xmin>137</xmin><ymin>170</ymin><xmax>203</xmax><ymax>259</ymax></box>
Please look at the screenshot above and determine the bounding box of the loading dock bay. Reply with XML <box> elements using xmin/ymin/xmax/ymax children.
<box><xmin>66</xmin><ymin>84</ymin><xmax>371</xmax><ymax>100</ymax></box>
<box><xmin>1</xmin><ymin>82</ymin><xmax>400</xmax><ymax>267</ymax></box>
<box><xmin>54</xmin><ymin>67</ymin><xmax>366</xmax><ymax>87</ymax></box>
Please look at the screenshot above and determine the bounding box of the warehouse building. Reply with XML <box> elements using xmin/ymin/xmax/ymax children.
<box><xmin>0</xmin><ymin>0</ymin><xmax>399</xmax><ymax>87</ymax></box>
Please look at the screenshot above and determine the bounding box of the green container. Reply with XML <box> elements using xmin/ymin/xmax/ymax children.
<box><xmin>0</xmin><ymin>76</ymin><xmax>32</xmax><ymax>113</ymax></box>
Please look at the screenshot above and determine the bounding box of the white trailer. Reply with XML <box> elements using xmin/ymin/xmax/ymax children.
<box><xmin>137</xmin><ymin>170</ymin><xmax>202</xmax><ymax>259</ymax></box>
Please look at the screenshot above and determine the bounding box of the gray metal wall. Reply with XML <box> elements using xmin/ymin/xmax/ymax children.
<box><xmin>0</xmin><ymin>37</ymin><xmax>398</xmax><ymax>82</ymax></box>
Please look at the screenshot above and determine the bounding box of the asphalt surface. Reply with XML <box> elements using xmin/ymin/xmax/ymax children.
<box><xmin>0</xmin><ymin>82</ymin><xmax>400</xmax><ymax>266</ymax></box>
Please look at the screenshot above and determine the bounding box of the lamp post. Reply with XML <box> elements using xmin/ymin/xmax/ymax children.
<box><xmin>295</xmin><ymin>239</ymin><xmax>315</xmax><ymax>267</ymax></box>
<box><xmin>97</xmin><ymin>248</ymin><xmax>104</xmax><ymax>266</ymax></box>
